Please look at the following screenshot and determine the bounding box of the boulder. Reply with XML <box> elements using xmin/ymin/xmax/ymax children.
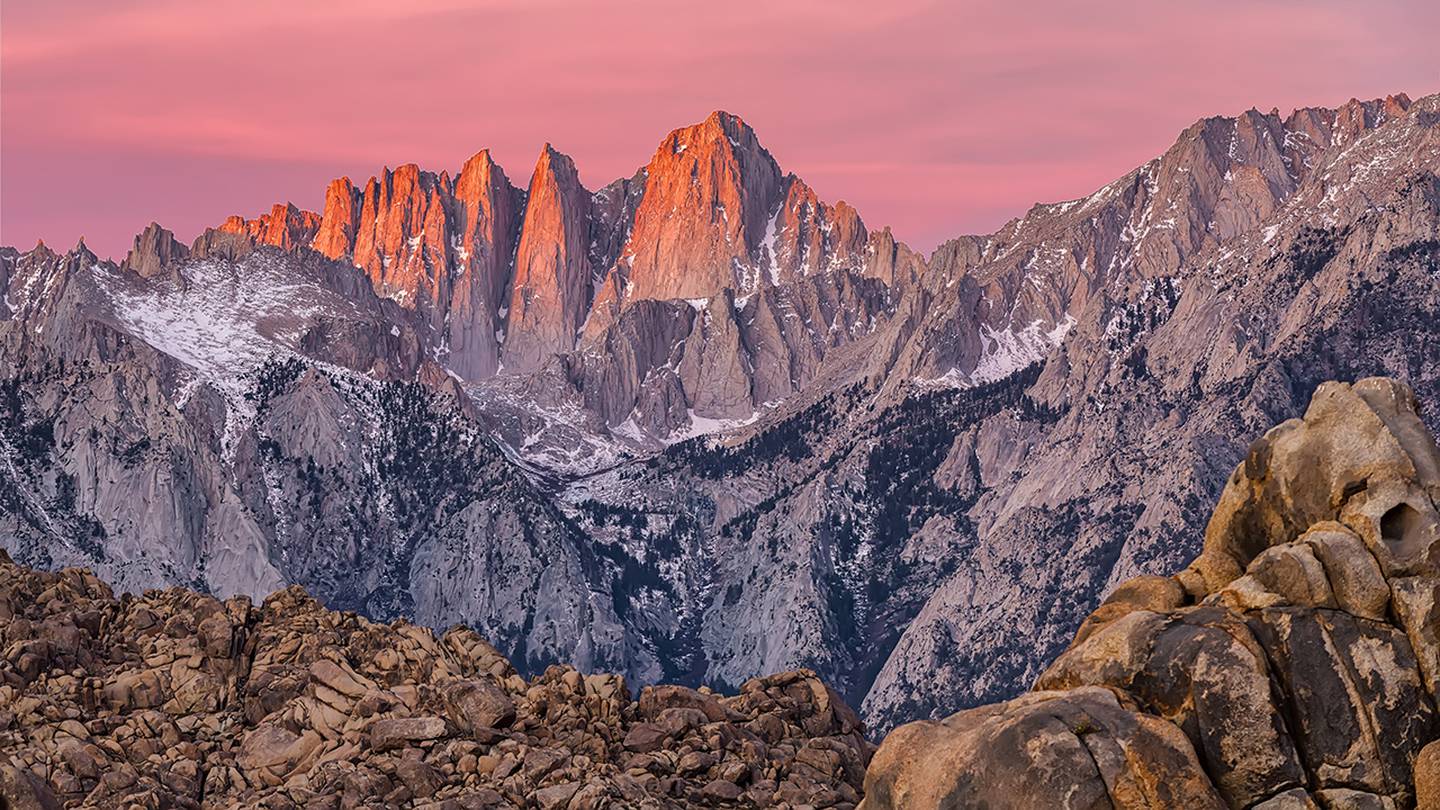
<box><xmin>442</xmin><ymin>679</ymin><xmax>515</xmax><ymax>733</ymax></box>
<box><xmin>310</xmin><ymin>659</ymin><xmax>376</xmax><ymax>700</ymax></box>
<box><xmin>0</xmin><ymin>552</ymin><xmax>873</xmax><ymax>808</ymax></box>
<box><xmin>858</xmin><ymin>687</ymin><xmax>1224</xmax><ymax>809</ymax></box>
<box><xmin>1192</xmin><ymin>378</ymin><xmax>1439</xmax><ymax>592</ymax></box>
<box><xmin>369</xmin><ymin>717</ymin><xmax>447</xmax><ymax>751</ymax></box>
<box><xmin>0</xmin><ymin>763</ymin><xmax>60</xmax><ymax>810</ymax></box>
<box><xmin>878</xmin><ymin>378</ymin><xmax>1440</xmax><ymax>808</ymax></box>
<box><xmin>1301</xmin><ymin>523</ymin><xmax>1390</xmax><ymax>620</ymax></box>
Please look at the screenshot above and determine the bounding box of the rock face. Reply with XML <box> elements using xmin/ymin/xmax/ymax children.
<box><xmin>0</xmin><ymin>553</ymin><xmax>873</xmax><ymax>808</ymax></box>
<box><xmin>502</xmin><ymin>145</ymin><xmax>594</xmax><ymax>373</ymax></box>
<box><xmin>860</xmin><ymin>377</ymin><xmax>1440</xmax><ymax>808</ymax></box>
<box><xmin>122</xmin><ymin>222</ymin><xmax>189</xmax><ymax>280</ymax></box>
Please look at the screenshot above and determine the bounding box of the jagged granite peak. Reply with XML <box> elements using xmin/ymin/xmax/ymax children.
<box><xmin>501</xmin><ymin>144</ymin><xmax>594</xmax><ymax>373</ymax></box>
<box><xmin>311</xmin><ymin>175</ymin><xmax>363</xmax><ymax>260</ymax></box>
<box><xmin>308</xmin><ymin>151</ymin><xmax>527</xmax><ymax>379</ymax></box>
<box><xmin>871</xmin><ymin>92</ymin><xmax>1418</xmax><ymax>394</ymax></box>
<box><xmin>615</xmin><ymin>110</ymin><xmax>785</xmax><ymax>302</ymax></box>
<box><xmin>229</xmin><ymin>202</ymin><xmax>323</xmax><ymax>252</ymax></box>
<box><xmin>121</xmin><ymin>222</ymin><xmax>190</xmax><ymax>280</ymax></box>
<box><xmin>762</xmin><ymin>177</ymin><xmax>869</xmax><ymax>284</ymax></box>
<box><xmin>187</xmin><ymin>111</ymin><xmax>911</xmax><ymax>413</ymax></box>
<box><xmin>351</xmin><ymin>163</ymin><xmax>455</xmax><ymax>316</ymax></box>
<box><xmin>449</xmin><ymin>149</ymin><xmax>525</xmax><ymax>379</ymax></box>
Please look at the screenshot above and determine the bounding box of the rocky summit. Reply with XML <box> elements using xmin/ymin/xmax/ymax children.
<box><xmin>0</xmin><ymin>551</ymin><xmax>872</xmax><ymax>808</ymax></box>
<box><xmin>860</xmin><ymin>377</ymin><xmax>1440</xmax><ymax>808</ymax></box>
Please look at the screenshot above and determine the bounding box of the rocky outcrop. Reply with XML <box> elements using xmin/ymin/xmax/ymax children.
<box><xmin>220</xmin><ymin>203</ymin><xmax>323</xmax><ymax>252</ymax></box>
<box><xmin>0</xmin><ymin>553</ymin><xmax>872</xmax><ymax>809</ymax></box>
<box><xmin>860</xmin><ymin>377</ymin><xmax>1440</xmax><ymax>808</ymax></box>
<box><xmin>121</xmin><ymin>222</ymin><xmax>189</xmax><ymax>280</ymax></box>
<box><xmin>450</xmin><ymin>151</ymin><xmax>525</xmax><ymax>380</ymax></box>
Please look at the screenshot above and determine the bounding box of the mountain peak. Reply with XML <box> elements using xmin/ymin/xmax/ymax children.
<box><xmin>664</xmin><ymin>110</ymin><xmax>763</xmax><ymax>158</ymax></box>
<box><xmin>455</xmin><ymin>148</ymin><xmax>515</xmax><ymax>203</ymax></box>
<box><xmin>704</xmin><ymin>109</ymin><xmax>749</xmax><ymax>132</ymax></box>
<box><xmin>617</xmin><ymin>111</ymin><xmax>784</xmax><ymax>301</ymax></box>
<box><xmin>457</xmin><ymin>148</ymin><xmax>500</xmax><ymax>180</ymax></box>
<box><xmin>123</xmin><ymin>222</ymin><xmax>189</xmax><ymax>279</ymax></box>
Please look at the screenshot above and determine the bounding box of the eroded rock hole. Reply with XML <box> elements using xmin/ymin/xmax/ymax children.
<box><xmin>1380</xmin><ymin>502</ymin><xmax>1421</xmax><ymax>548</ymax></box>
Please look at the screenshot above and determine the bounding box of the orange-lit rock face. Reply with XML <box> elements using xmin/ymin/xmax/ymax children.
<box><xmin>618</xmin><ymin>111</ymin><xmax>783</xmax><ymax>302</ymax></box>
<box><xmin>310</xmin><ymin>155</ymin><xmax>524</xmax><ymax>378</ymax></box>
<box><xmin>198</xmin><ymin>110</ymin><xmax>901</xmax><ymax>386</ymax></box>
<box><xmin>351</xmin><ymin>164</ymin><xmax>453</xmax><ymax>314</ymax></box>
<box><xmin>221</xmin><ymin>203</ymin><xmax>321</xmax><ymax>252</ymax></box>
<box><xmin>501</xmin><ymin>145</ymin><xmax>593</xmax><ymax>373</ymax></box>
<box><xmin>312</xmin><ymin>178</ymin><xmax>361</xmax><ymax>261</ymax></box>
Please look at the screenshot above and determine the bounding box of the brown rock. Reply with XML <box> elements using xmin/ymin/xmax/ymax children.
<box><xmin>1301</xmin><ymin>523</ymin><xmax>1390</xmax><ymax>620</ymax></box>
<box><xmin>533</xmin><ymin>781</ymin><xmax>580</xmax><ymax>809</ymax></box>
<box><xmin>1193</xmin><ymin>378</ymin><xmax>1440</xmax><ymax>592</ymax></box>
<box><xmin>701</xmin><ymin>778</ymin><xmax>743</xmax><ymax>802</ymax></box>
<box><xmin>394</xmin><ymin>749</ymin><xmax>443</xmax><ymax>799</ymax></box>
<box><xmin>369</xmin><ymin>717</ymin><xmax>447</xmax><ymax>751</ymax></box>
<box><xmin>1418</xmin><ymin>740</ymin><xmax>1440</xmax><ymax>810</ymax></box>
<box><xmin>0</xmin><ymin>763</ymin><xmax>60</xmax><ymax>810</ymax></box>
<box><xmin>623</xmin><ymin>723</ymin><xmax>667</xmax><ymax>753</ymax></box>
<box><xmin>443</xmin><ymin>679</ymin><xmax>516</xmax><ymax>733</ymax></box>
<box><xmin>310</xmin><ymin>659</ymin><xmax>374</xmax><ymax>700</ymax></box>
<box><xmin>638</xmin><ymin>684</ymin><xmax>731</xmax><ymax>723</ymax></box>
<box><xmin>1252</xmin><ymin>789</ymin><xmax>1321</xmax><ymax>809</ymax></box>
<box><xmin>858</xmin><ymin>687</ymin><xmax>1225</xmax><ymax>810</ymax></box>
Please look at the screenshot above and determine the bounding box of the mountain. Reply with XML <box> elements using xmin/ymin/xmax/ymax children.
<box><xmin>2</xmin><ymin>93</ymin><xmax>1438</xmax><ymax>739</ymax></box>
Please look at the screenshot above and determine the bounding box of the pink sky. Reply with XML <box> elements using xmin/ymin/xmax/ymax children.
<box><xmin>2</xmin><ymin>0</ymin><xmax>1436</xmax><ymax>259</ymax></box>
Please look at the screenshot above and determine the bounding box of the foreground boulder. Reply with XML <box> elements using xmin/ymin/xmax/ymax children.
<box><xmin>861</xmin><ymin>378</ymin><xmax>1440</xmax><ymax>809</ymax></box>
<box><xmin>0</xmin><ymin>561</ymin><xmax>872</xmax><ymax>808</ymax></box>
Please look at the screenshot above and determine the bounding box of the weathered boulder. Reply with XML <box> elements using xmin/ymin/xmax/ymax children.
<box><xmin>1302</xmin><ymin>523</ymin><xmax>1391</xmax><ymax>620</ymax></box>
<box><xmin>441</xmin><ymin>678</ymin><xmax>515</xmax><ymax>737</ymax></box>
<box><xmin>1192</xmin><ymin>378</ymin><xmax>1440</xmax><ymax>592</ymax></box>
<box><xmin>0</xmin><ymin>763</ymin><xmax>60</xmax><ymax>810</ymax></box>
<box><xmin>859</xmin><ymin>687</ymin><xmax>1225</xmax><ymax>809</ymax></box>
<box><xmin>368</xmin><ymin>716</ymin><xmax>447</xmax><ymax>751</ymax></box>
<box><xmin>1418</xmin><ymin>740</ymin><xmax>1440</xmax><ymax>809</ymax></box>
